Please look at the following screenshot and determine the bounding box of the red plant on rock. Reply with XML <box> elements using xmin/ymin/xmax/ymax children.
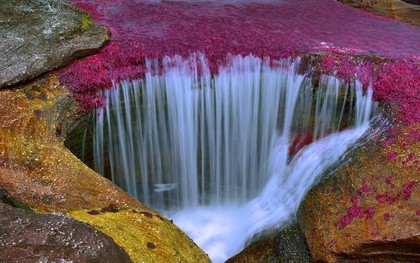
<box><xmin>373</xmin><ymin>60</ymin><xmax>420</xmax><ymax>124</ymax></box>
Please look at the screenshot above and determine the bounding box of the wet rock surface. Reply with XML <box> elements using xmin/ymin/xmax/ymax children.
<box><xmin>338</xmin><ymin>0</ymin><xmax>420</xmax><ymax>26</ymax></box>
<box><xmin>0</xmin><ymin>201</ymin><xmax>133</xmax><ymax>263</ymax></box>
<box><xmin>227</xmin><ymin>222</ymin><xmax>312</xmax><ymax>263</ymax></box>
<box><xmin>0</xmin><ymin>75</ymin><xmax>211</xmax><ymax>262</ymax></box>
<box><xmin>298</xmin><ymin>116</ymin><xmax>420</xmax><ymax>262</ymax></box>
<box><xmin>0</xmin><ymin>0</ymin><xmax>109</xmax><ymax>88</ymax></box>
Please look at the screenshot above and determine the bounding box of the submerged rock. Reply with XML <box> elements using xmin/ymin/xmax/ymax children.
<box><xmin>298</xmin><ymin>115</ymin><xmax>420</xmax><ymax>262</ymax></box>
<box><xmin>0</xmin><ymin>201</ymin><xmax>133</xmax><ymax>262</ymax></box>
<box><xmin>227</xmin><ymin>222</ymin><xmax>312</xmax><ymax>263</ymax></box>
<box><xmin>0</xmin><ymin>0</ymin><xmax>109</xmax><ymax>88</ymax></box>
<box><xmin>0</xmin><ymin>75</ymin><xmax>210</xmax><ymax>262</ymax></box>
<box><xmin>338</xmin><ymin>0</ymin><xmax>420</xmax><ymax>26</ymax></box>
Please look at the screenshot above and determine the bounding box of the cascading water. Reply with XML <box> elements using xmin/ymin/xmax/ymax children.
<box><xmin>93</xmin><ymin>54</ymin><xmax>375</xmax><ymax>262</ymax></box>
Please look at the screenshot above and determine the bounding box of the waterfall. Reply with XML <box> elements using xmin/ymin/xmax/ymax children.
<box><xmin>93</xmin><ymin>54</ymin><xmax>375</xmax><ymax>262</ymax></box>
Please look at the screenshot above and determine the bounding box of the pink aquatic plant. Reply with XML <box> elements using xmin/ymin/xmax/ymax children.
<box><xmin>58</xmin><ymin>0</ymin><xmax>420</xmax><ymax>113</ymax></box>
<box><xmin>387</xmin><ymin>152</ymin><xmax>397</xmax><ymax>161</ymax></box>
<box><xmin>373</xmin><ymin>60</ymin><xmax>420</xmax><ymax>124</ymax></box>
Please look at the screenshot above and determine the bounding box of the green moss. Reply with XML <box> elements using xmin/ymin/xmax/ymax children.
<box><xmin>0</xmin><ymin>190</ymin><xmax>32</xmax><ymax>211</ymax></box>
<box><xmin>81</xmin><ymin>13</ymin><xmax>93</xmax><ymax>30</ymax></box>
<box><xmin>31</xmin><ymin>85</ymin><xmax>42</xmax><ymax>92</ymax></box>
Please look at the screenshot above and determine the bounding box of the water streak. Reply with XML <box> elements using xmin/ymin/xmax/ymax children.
<box><xmin>93</xmin><ymin>54</ymin><xmax>375</xmax><ymax>261</ymax></box>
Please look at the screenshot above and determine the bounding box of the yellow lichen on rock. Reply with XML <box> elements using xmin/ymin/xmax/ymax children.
<box><xmin>0</xmin><ymin>75</ymin><xmax>145</xmax><ymax>212</ymax></box>
<box><xmin>69</xmin><ymin>209</ymin><xmax>210</xmax><ymax>263</ymax></box>
<box><xmin>0</xmin><ymin>75</ymin><xmax>210</xmax><ymax>262</ymax></box>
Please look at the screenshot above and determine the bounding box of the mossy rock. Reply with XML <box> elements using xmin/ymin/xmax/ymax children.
<box><xmin>0</xmin><ymin>75</ymin><xmax>210</xmax><ymax>263</ymax></box>
<box><xmin>69</xmin><ymin>209</ymin><xmax>209</xmax><ymax>263</ymax></box>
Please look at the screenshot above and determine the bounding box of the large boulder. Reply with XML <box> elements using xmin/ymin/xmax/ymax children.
<box><xmin>0</xmin><ymin>0</ymin><xmax>109</xmax><ymax>88</ymax></box>
<box><xmin>298</xmin><ymin>116</ymin><xmax>420</xmax><ymax>262</ymax></box>
<box><xmin>0</xmin><ymin>201</ymin><xmax>132</xmax><ymax>263</ymax></box>
<box><xmin>0</xmin><ymin>75</ymin><xmax>210</xmax><ymax>262</ymax></box>
<box><xmin>338</xmin><ymin>0</ymin><xmax>420</xmax><ymax>26</ymax></box>
<box><xmin>0</xmin><ymin>75</ymin><xmax>139</xmax><ymax>212</ymax></box>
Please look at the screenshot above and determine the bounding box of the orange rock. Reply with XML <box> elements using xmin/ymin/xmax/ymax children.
<box><xmin>338</xmin><ymin>0</ymin><xmax>420</xmax><ymax>26</ymax></box>
<box><xmin>298</xmin><ymin>120</ymin><xmax>420</xmax><ymax>262</ymax></box>
<box><xmin>0</xmin><ymin>75</ymin><xmax>143</xmax><ymax>212</ymax></box>
<box><xmin>0</xmin><ymin>75</ymin><xmax>210</xmax><ymax>262</ymax></box>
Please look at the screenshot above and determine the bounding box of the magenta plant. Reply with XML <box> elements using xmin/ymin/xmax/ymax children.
<box><xmin>58</xmin><ymin>0</ymin><xmax>420</xmax><ymax>114</ymax></box>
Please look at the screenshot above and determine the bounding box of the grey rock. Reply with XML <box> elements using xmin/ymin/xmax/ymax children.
<box><xmin>0</xmin><ymin>201</ymin><xmax>133</xmax><ymax>262</ymax></box>
<box><xmin>0</xmin><ymin>0</ymin><xmax>109</xmax><ymax>88</ymax></box>
<box><xmin>227</xmin><ymin>222</ymin><xmax>312</xmax><ymax>262</ymax></box>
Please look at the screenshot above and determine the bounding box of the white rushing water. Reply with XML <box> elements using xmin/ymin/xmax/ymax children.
<box><xmin>93</xmin><ymin>54</ymin><xmax>375</xmax><ymax>262</ymax></box>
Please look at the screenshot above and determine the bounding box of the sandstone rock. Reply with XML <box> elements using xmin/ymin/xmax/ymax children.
<box><xmin>0</xmin><ymin>0</ymin><xmax>109</xmax><ymax>88</ymax></box>
<box><xmin>0</xmin><ymin>201</ymin><xmax>132</xmax><ymax>263</ymax></box>
<box><xmin>338</xmin><ymin>0</ymin><xmax>420</xmax><ymax>26</ymax></box>
<box><xmin>0</xmin><ymin>75</ymin><xmax>211</xmax><ymax>262</ymax></box>
<box><xmin>227</xmin><ymin>222</ymin><xmax>312</xmax><ymax>263</ymax></box>
<box><xmin>298</xmin><ymin>118</ymin><xmax>420</xmax><ymax>262</ymax></box>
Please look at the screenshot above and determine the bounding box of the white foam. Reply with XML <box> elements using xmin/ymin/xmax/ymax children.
<box><xmin>93</xmin><ymin>54</ymin><xmax>375</xmax><ymax>262</ymax></box>
<box><xmin>171</xmin><ymin>124</ymin><xmax>369</xmax><ymax>262</ymax></box>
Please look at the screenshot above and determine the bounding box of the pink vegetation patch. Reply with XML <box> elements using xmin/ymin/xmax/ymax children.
<box><xmin>387</xmin><ymin>152</ymin><xmax>397</xmax><ymax>161</ymax></box>
<box><xmin>375</xmin><ymin>181</ymin><xmax>418</xmax><ymax>204</ymax></box>
<box><xmin>373</xmin><ymin>60</ymin><xmax>420</xmax><ymax>124</ymax></box>
<box><xmin>289</xmin><ymin>131</ymin><xmax>313</xmax><ymax>156</ymax></box>
<box><xmin>318</xmin><ymin>55</ymin><xmax>420</xmax><ymax>124</ymax></box>
<box><xmin>357</xmin><ymin>179</ymin><xmax>372</xmax><ymax>194</ymax></box>
<box><xmin>385</xmin><ymin>176</ymin><xmax>395</xmax><ymax>187</ymax></box>
<box><xmin>58</xmin><ymin>0</ymin><xmax>420</xmax><ymax>113</ymax></box>
<box><xmin>338</xmin><ymin>189</ymin><xmax>376</xmax><ymax>228</ymax></box>
<box><xmin>337</xmin><ymin>178</ymin><xmax>418</xmax><ymax>228</ymax></box>
<box><xmin>319</xmin><ymin>55</ymin><xmax>375</xmax><ymax>86</ymax></box>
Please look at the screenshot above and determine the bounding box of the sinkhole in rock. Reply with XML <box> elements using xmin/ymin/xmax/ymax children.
<box><xmin>71</xmin><ymin>54</ymin><xmax>378</xmax><ymax>262</ymax></box>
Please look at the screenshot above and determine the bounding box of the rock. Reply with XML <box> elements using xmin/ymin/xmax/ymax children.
<box><xmin>337</xmin><ymin>0</ymin><xmax>420</xmax><ymax>26</ymax></box>
<box><xmin>298</xmin><ymin>116</ymin><xmax>420</xmax><ymax>262</ymax></box>
<box><xmin>0</xmin><ymin>0</ymin><xmax>109</xmax><ymax>88</ymax></box>
<box><xmin>69</xmin><ymin>209</ymin><xmax>210</xmax><ymax>263</ymax></box>
<box><xmin>0</xmin><ymin>202</ymin><xmax>132</xmax><ymax>262</ymax></box>
<box><xmin>227</xmin><ymin>222</ymin><xmax>312</xmax><ymax>263</ymax></box>
<box><xmin>0</xmin><ymin>75</ymin><xmax>211</xmax><ymax>262</ymax></box>
<box><xmin>0</xmin><ymin>75</ymin><xmax>140</xmax><ymax>212</ymax></box>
